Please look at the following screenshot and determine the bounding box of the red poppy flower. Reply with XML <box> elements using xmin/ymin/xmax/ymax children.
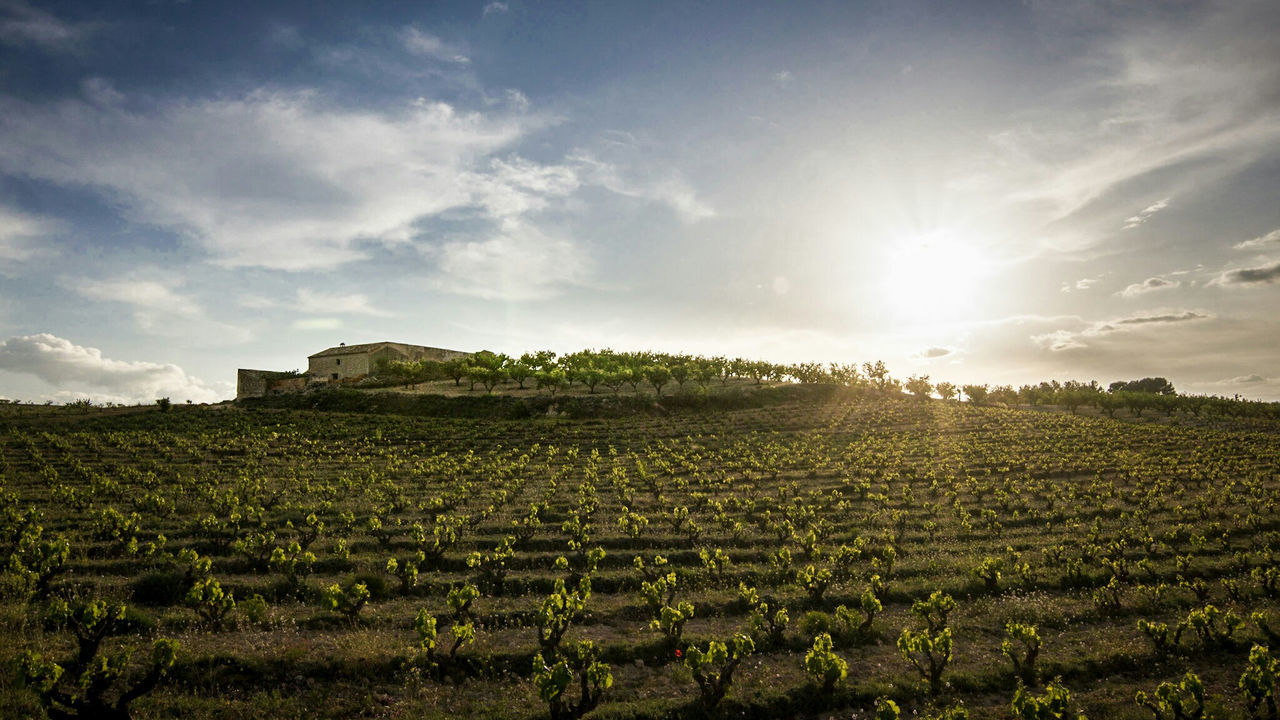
<box><xmin>675</xmin><ymin>649</ymin><xmax>683</xmax><ymax>658</ymax></box>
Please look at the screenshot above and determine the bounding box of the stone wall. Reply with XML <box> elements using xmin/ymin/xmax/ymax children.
<box><xmin>236</xmin><ymin>369</ymin><xmax>306</xmax><ymax>399</ymax></box>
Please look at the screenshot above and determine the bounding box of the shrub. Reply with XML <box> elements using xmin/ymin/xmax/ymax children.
<box><xmin>1013</xmin><ymin>681</ymin><xmax>1087</xmax><ymax>720</ymax></box>
<box><xmin>804</xmin><ymin>632</ymin><xmax>847</xmax><ymax>694</ymax></box>
<box><xmin>322</xmin><ymin>581</ymin><xmax>370</xmax><ymax>623</ymax></box>
<box><xmin>185</xmin><ymin>576</ymin><xmax>235</xmax><ymax>629</ymax></box>
<box><xmin>899</xmin><ymin>627</ymin><xmax>953</xmax><ymax>696</ymax></box>
<box><xmin>684</xmin><ymin>633</ymin><xmax>754</xmax><ymax>711</ymax></box>
<box><xmin>1002</xmin><ymin>622</ymin><xmax>1042</xmax><ymax>687</ymax></box>
<box><xmin>1136</xmin><ymin>671</ymin><xmax>1206</xmax><ymax>720</ymax></box>
<box><xmin>532</xmin><ymin>641</ymin><xmax>612</xmax><ymax>720</ymax></box>
<box><xmin>19</xmin><ymin>598</ymin><xmax>179</xmax><ymax>720</ymax></box>
<box><xmin>1238</xmin><ymin>644</ymin><xmax>1278</xmax><ymax>720</ymax></box>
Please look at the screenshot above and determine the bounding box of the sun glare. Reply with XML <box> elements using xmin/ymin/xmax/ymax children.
<box><xmin>880</xmin><ymin>231</ymin><xmax>990</xmax><ymax>323</ymax></box>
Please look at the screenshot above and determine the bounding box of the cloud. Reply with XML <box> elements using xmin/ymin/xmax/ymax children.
<box><xmin>0</xmin><ymin>91</ymin><xmax>531</xmax><ymax>270</ymax></box>
<box><xmin>1061</xmin><ymin>276</ymin><xmax>1102</xmax><ymax>293</ymax></box>
<box><xmin>570</xmin><ymin>153</ymin><xmax>714</xmax><ymax>223</ymax></box>
<box><xmin>1219</xmin><ymin>374</ymin><xmax>1267</xmax><ymax>385</ymax></box>
<box><xmin>400</xmin><ymin>27</ymin><xmax>469</xmax><ymax>64</ymax></box>
<box><xmin>982</xmin><ymin>4</ymin><xmax>1280</xmax><ymax>254</ymax></box>
<box><xmin>913</xmin><ymin>346</ymin><xmax>955</xmax><ymax>360</ymax></box>
<box><xmin>0</xmin><ymin>205</ymin><xmax>54</xmax><ymax>264</ymax></box>
<box><xmin>1212</xmin><ymin>260</ymin><xmax>1280</xmax><ymax>286</ymax></box>
<box><xmin>431</xmin><ymin>218</ymin><xmax>589</xmax><ymax>300</ymax></box>
<box><xmin>0</xmin><ymin>88</ymin><xmax>710</xmax><ymax>305</ymax></box>
<box><xmin>69</xmin><ymin>275</ymin><xmax>250</xmax><ymax>341</ymax></box>
<box><xmin>1122</xmin><ymin>198</ymin><xmax>1170</xmax><ymax>229</ymax></box>
<box><xmin>1032</xmin><ymin>310</ymin><xmax>1212</xmax><ymax>351</ymax></box>
<box><xmin>1108</xmin><ymin>311</ymin><xmax>1209</xmax><ymax>327</ymax></box>
<box><xmin>292</xmin><ymin>318</ymin><xmax>343</xmax><ymax>331</ymax></box>
<box><xmin>80</xmin><ymin>77</ymin><xmax>124</xmax><ymax>106</ymax></box>
<box><xmin>0</xmin><ymin>0</ymin><xmax>95</xmax><ymax>52</ymax></box>
<box><xmin>0</xmin><ymin>333</ymin><xmax>225</xmax><ymax>403</ymax></box>
<box><xmin>294</xmin><ymin>289</ymin><xmax>393</xmax><ymax>317</ymax></box>
<box><xmin>76</xmin><ymin>278</ymin><xmax>202</xmax><ymax>318</ymax></box>
<box><xmin>1117</xmin><ymin>276</ymin><xmax>1179</xmax><ymax>298</ymax></box>
<box><xmin>1234</xmin><ymin>228</ymin><xmax>1280</xmax><ymax>251</ymax></box>
<box><xmin>482</xmin><ymin>2</ymin><xmax>509</xmax><ymax>17</ymax></box>
<box><xmin>772</xmin><ymin>71</ymin><xmax>793</xmax><ymax>86</ymax></box>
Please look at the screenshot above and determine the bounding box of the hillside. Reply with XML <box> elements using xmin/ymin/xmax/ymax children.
<box><xmin>2</xmin><ymin>394</ymin><xmax>1279</xmax><ymax>719</ymax></box>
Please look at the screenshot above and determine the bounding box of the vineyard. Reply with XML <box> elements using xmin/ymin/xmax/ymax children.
<box><xmin>2</xmin><ymin>393</ymin><xmax>1279</xmax><ymax>719</ymax></box>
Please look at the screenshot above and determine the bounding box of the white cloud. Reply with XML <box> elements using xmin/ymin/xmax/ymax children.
<box><xmin>1219</xmin><ymin>374</ymin><xmax>1267</xmax><ymax>385</ymax></box>
<box><xmin>482</xmin><ymin>3</ymin><xmax>509</xmax><ymax>17</ymax></box>
<box><xmin>0</xmin><ymin>91</ymin><xmax>531</xmax><ymax>270</ymax></box>
<box><xmin>0</xmin><ymin>333</ymin><xmax>225</xmax><ymax>403</ymax></box>
<box><xmin>912</xmin><ymin>346</ymin><xmax>955</xmax><ymax>360</ymax></box>
<box><xmin>400</xmin><ymin>27</ymin><xmax>469</xmax><ymax>63</ymax></box>
<box><xmin>0</xmin><ymin>205</ymin><xmax>54</xmax><ymax>264</ymax></box>
<box><xmin>1061</xmin><ymin>276</ymin><xmax>1102</xmax><ymax>293</ymax></box>
<box><xmin>1032</xmin><ymin>310</ymin><xmax>1212</xmax><ymax>351</ymax></box>
<box><xmin>1123</xmin><ymin>198</ymin><xmax>1170</xmax><ymax>229</ymax></box>
<box><xmin>0</xmin><ymin>88</ymin><xmax>710</xmax><ymax>307</ymax></box>
<box><xmin>979</xmin><ymin>4</ymin><xmax>1280</xmax><ymax>254</ymax></box>
<box><xmin>238</xmin><ymin>288</ymin><xmax>392</xmax><ymax>317</ymax></box>
<box><xmin>292</xmin><ymin>317</ymin><xmax>343</xmax><ymax>331</ymax></box>
<box><xmin>294</xmin><ymin>288</ymin><xmax>393</xmax><ymax>317</ymax></box>
<box><xmin>77</xmin><ymin>278</ymin><xmax>203</xmax><ymax>318</ymax></box>
<box><xmin>1117</xmin><ymin>276</ymin><xmax>1179</xmax><ymax>298</ymax></box>
<box><xmin>1211</xmin><ymin>260</ymin><xmax>1280</xmax><ymax>287</ymax></box>
<box><xmin>570</xmin><ymin>152</ymin><xmax>714</xmax><ymax>223</ymax></box>
<box><xmin>80</xmin><ymin>77</ymin><xmax>124</xmax><ymax>106</ymax></box>
<box><xmin>0</xmin><ymin>1</ymin><xmax>94</xmax><ymax>52</ymax></box>
<box><xmin>431</xmin><ymin>218</ymin><xmax>589</xmax><ymax>300</ymax></box>
<box><xmin>68</xmin><ymin>275</ymin><xmax>250</xmax><ymax>341</ymax></box>
<box><xmin>1234</xmin><ymin>228</ymin><xmax>1280</xmax><ymax>251</ymax></box>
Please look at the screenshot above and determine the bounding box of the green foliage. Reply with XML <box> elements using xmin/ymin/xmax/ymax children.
<box><xmin>683</xmin><ymin>633</ymin><xmax>754</xmax><ymax>711</ymax></box>
<box><xmin>322</xmin><ymin>581</ymin><xmax>370</xmax><ymax>623</ymax></box>
<box><xmin>532</xmin><ymin>641</ymin><xmax>612</xmax><ymax>720</ymax></box>
<box><xmin>20</xmin><ymin>598</ymin><xmax>179</xmax><ymax>720</ymax></box>
<box><xmin>1136</xmin><ymin>672</ymin><xmax>1206</xmax><ymax>720</ymax></box>
<box><xmin>1180</xmin><ymin>604</ymin><xmax>1243</xmax><ymax>648</ymax></box>
<box><xmin>185</xmin><ymin>576</ymin><xmax>235</xmax><ymax>629</ymax></box>
<box><xmin>875</xmin><ymin>697</ymin><xmax>901</xmax><ymax>720</ymax></box>
<box><xmin>649</xmin><ymin>601</ymin><xmax>694</xmax><ymax>647</ymax></box>
<box><xmin>899</xmin><ymin>626</ymin><xmax>953</xmax><ymax>696</ymax></box>
<box><xmin>1239</xmin><ymin>644</ymin><xmax>1278</xmax><ymax>720</ymax></box>
<box><xmin>414</xmin><ymin>608</ymin><xmax>438</xmax><ymax>661</ymax></box>
<box><xmin>536</xmin><ymin>564</ymin><xmax>592</xmax><ymax>658</ymax></box>
<box><xmin>1013</xmin><ymin>681</ymin><xmax>1087</xmax><ymax>720</ymax></box>
<box><xmin>1002</xmin><ymin>622</ymin><xmax>1042</xmax><ymax>687</ymax></box>
<box><xmin>974</xmin><ymin>556</ymin><xmax>1004</xmax><ymax>591</ymax></box>
<box><xmin>912</xmin><ymin>591</ymin><xmax>956</xmax><ymax>633</ymax></box>
<box><xmin>803</xmin><ymin>632</ymin><xmax>847</xmax><ymax>693</ymax></box>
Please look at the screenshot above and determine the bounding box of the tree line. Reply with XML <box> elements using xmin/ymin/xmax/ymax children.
<box><xmin>367</xmin><ymin>350</ymin><xmax>1278</xmax><ymax>418</ymax></box>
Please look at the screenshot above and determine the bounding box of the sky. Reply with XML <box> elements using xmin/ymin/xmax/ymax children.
<box><xmin>1</xmin><ymin>0</ymin><xmax>1278</xmax><ymax>404</ymax></box>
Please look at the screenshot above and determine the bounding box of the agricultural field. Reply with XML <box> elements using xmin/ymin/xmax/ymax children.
<box><xmin>2</xmin><ymin>393</ymin><xmax>1278</xmax><ymax>719</ymax></box>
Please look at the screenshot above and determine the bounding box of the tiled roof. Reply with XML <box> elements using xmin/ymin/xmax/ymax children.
<box><xmin>308</xmin><ymin>342</ymin><xmax>467</xmax><ymax>359</ymax></box>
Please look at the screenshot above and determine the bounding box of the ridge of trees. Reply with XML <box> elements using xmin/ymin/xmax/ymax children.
<box><xmin>369</xmin><ymin>351</ymin><xmax>1277</xmax><ymax>419</ymax></box>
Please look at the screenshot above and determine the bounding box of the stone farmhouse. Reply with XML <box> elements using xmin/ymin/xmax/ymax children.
<box><xmin>237</xmin><ymin>341</ymin><xmax>470</xmax><ymax>400</ymax></box>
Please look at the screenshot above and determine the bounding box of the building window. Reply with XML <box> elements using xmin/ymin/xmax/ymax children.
<box><xmin>331</xmin><ymin>373</ymin><xmax>339</xmax><ymax>380</ymax></box>
<box><xmin>336</xmin><ymin>358</ymin><xmax>341</xmax><ymax>365</ymax></box>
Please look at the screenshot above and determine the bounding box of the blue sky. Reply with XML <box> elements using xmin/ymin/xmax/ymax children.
<box><xmin>1</xmin><ymin>0</ymin><xmax>1279</xmax><ymax>403</ymax></box>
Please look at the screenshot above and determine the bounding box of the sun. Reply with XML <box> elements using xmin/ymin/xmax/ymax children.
<box><xmin>879</xmin><ymin>231</ymin><xmax>990</xmax><ymax>323</ymax></box>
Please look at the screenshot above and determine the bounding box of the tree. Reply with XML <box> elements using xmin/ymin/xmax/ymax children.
<box><xmin>1109</xmin><ymin>377</ymin><xmax>1176</xmax><ymax>395</ymax></box>
<box><xmin>443</xmin><ymin>358</ymin><xmax>469</xmax><ymax>387</ymax></box>
<box><xmin>905</xmin><ymin>375</ymin><xmax>933</xmax><ymax>400</ymax></box>
<box><xmin>935</xmin><ymin>382</ymin><xmax>958</xmax><ymax>401</ymax></box>
<box><xmin>506</xmin><ymin>360</ymin><xmax>534</xmax><ymax>390</ymax></box>
<box><xmin>963</xmin><ymin>384</ymin><xmax>989</xmax><ymax>404</ymax></box>
<box><xmin>644</xmin><ymin>365</ymin><xmax>672</xmax><ymax>396</ymax></box>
